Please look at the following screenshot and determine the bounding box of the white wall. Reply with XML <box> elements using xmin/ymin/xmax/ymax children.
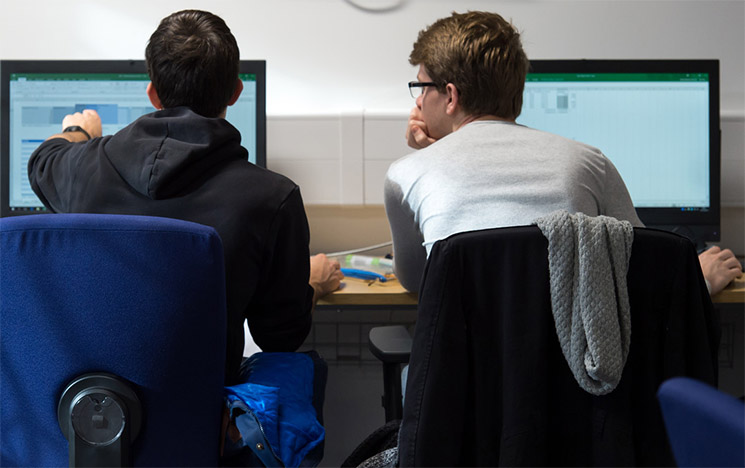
<box><xmin>2</xmin><ymin>0</ymin><xmax>743</xmax><ymax>115</ymax></box>
<box><xmin>2</xmin><ymin>0</ymin><xmax>743</xmax><ymax>248</ymax></box>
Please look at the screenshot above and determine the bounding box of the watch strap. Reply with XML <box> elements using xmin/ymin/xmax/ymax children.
<box><xmin>62</xmin><ymin>125</ymin><xmax>92</xmax><ymax>140</ymax></box>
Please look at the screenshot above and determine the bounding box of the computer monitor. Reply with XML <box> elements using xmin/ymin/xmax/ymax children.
<box><xmin>0</xmin><ymin>59</ymin><xmax>266</xmax><ymax>217</ymax></box>
<box><xmin>517</xmin><ymin>59</ymin><xmax>720</xmax><ymax>248</ymax></box>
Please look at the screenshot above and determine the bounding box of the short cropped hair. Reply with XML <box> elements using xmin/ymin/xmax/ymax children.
<box><xmin>145</xmin><ymin>10</ymin><xmax>239</xmax><ymax>118</ymax></box>
<box><xmin>410</xmin><ymin>11</ymin><xmax>529</xmax><ymax>120</ymax></box>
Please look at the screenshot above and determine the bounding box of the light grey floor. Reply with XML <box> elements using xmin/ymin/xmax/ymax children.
<box><xmin>320</xmin><ymin>362</ymin><xmax>388</xmax><ymax>467</ymax></box>
<box><xmin>300</xmin><ymin>307</ymin><xmax>417</xmax><ymax>466</ymax></box>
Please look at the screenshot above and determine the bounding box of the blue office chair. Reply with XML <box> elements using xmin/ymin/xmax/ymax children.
<box><xmin>0</xmin><ymin>213</ymin><xmax>227</xmax><ymax>466</ymax></box>
<box><xmin>658</xmin><ymin>377</ymin><xmax>745</xmax><ymax>468</ymax></box>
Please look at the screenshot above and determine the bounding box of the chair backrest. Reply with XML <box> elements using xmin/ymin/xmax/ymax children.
<box><xmin>658</xmin><ymin>376</ymin><xmax>745</xmax><ymax>467</ymax></box>
<box><xmin>398</xmin><ymin>225</ymin><xmax>719</xmax><ymax>467</ymax></box>
<box><xmin>1</xmin><ymin>214</ymin><xmax>227</xmax><ymax>466</ymax></box>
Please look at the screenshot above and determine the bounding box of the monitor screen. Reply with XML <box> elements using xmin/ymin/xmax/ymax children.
<box><xmin>0</xmin><ymin>59</ymin><xmax>266</xmax><ymax>217</ymax></box>
<box><xmin>517</xmin><ymin>60</ymin><xmax>720</xmax><ymax>246</ymax></box>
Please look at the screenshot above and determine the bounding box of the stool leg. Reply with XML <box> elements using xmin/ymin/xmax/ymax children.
<box><xmin>382</xmin><ymin>362</ymin><xmax>403</xmax><ymax>422</ymax></box>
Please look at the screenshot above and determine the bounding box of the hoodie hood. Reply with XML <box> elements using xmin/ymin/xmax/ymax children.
<box><xmin>104</xmin><ymin>107</ymin><xmax>247</xmax><ymax>199</ymax></box>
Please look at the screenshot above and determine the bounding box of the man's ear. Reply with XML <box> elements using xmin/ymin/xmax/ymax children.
<box><xmin>445</xmin><ymin>83</ymin><xmax>459</xmax><ymax>115</ymax></box>
<box><xmin>227</xmin><ymin>79</ymin><xmax>244</xmax><ymax>107</ymax></box>
<box><xmin>146</xmin><ymin>82</ymin><xmax>162</xmax><ymax>110</ymax></box>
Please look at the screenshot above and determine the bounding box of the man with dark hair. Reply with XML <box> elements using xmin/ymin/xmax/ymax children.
<box><xmin>387</xmin><ymin>10</ymin><xmax>741</xmax><ymax>294</ymax></box>
<box><xmin>145</xmin><ymin>9</ymin><xmax>240</xmax><ymax>118</ymax></box>
<box><xmin>28</xmin><ymin>9</ymin><xmax>343</xmax><ymax>385</ymax></box>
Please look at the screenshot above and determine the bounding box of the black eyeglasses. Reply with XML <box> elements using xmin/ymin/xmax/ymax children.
<box><xmin>408</xmin><ymin>81</ymin><xmax>438</xmax><ymax>99</ymax></box>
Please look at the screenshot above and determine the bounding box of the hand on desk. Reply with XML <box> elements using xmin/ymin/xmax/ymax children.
<box><xmin>699</xmin><ymin>246</ymin><xmax>743</xmax><ymax>295</ymax></box>
<box><xmin>310</xmin><ymin>253</ymin><xmax>344</xmax><ymax>303</ymax></box>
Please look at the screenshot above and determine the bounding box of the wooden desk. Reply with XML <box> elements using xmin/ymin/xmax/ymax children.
<box><xmin>712</xmin><ymin>275</ymin><xmax>745</xmax><ymax>305</ymax></box>
<box><xmin>319</xmin><ymin>275</ymin><xmax>744</xmax><ymax>307</ymax></box>
<box><xmin>317</xmin><ymin>277</ymin><xmax>417</xmax><ymax>307</ymax></box>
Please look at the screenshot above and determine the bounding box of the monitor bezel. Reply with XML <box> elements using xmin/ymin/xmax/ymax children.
<box><xmin>525</xmin><ymin>59</ymin><xmax>721</xmax><ymax>244</ymax></box>
<box><xmin>0</xmin><ymin>59</ymin><xmax>266</xmax><ymax>217</ymax></box>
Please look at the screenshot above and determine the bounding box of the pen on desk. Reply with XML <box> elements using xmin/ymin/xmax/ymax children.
<box><xmin>340</xmin><ymin>268</ymin><xmax>388</xmax><ymax>282</ymax></box>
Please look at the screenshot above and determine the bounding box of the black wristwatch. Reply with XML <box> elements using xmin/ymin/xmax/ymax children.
<box><xmin>62</xmin><ymin>125</ymin><xmax>92</xmax><ymax>140</ymax></box>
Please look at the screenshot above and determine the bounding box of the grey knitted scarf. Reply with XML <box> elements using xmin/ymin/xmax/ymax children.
<box><xmin>534</xmin><ymin>210</ymin><xmax>634</xmax><ymax>395</ymax></box>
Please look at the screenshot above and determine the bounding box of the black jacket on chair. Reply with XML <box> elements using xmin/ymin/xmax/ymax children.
<box><xmin>398</xmin><ymin>226</ymin><xmax>719</xmax><ymax>467</ymax></box>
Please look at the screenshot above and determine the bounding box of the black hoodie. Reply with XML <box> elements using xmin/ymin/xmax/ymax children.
<box><xmin>29</xmin><ymin>107</ymin><xmax>313</xmax><ymax>385</ymax></box>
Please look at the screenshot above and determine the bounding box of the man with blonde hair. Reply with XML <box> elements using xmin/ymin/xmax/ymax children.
<box><xmin>385</xmin><ymin>10</ymin><xmax>741</xmax><ymax>294</ymax></box>
<box><xmin>386</xmin><ymin>11</ymin><xmax>641</xmax><ymax>292</ymax></box>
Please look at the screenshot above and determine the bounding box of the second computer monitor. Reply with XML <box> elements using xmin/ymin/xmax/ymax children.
<box><xmin>517</xmin><ymin>59</ymin><xmax>720</xmax><ymax>246</ymax></box>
